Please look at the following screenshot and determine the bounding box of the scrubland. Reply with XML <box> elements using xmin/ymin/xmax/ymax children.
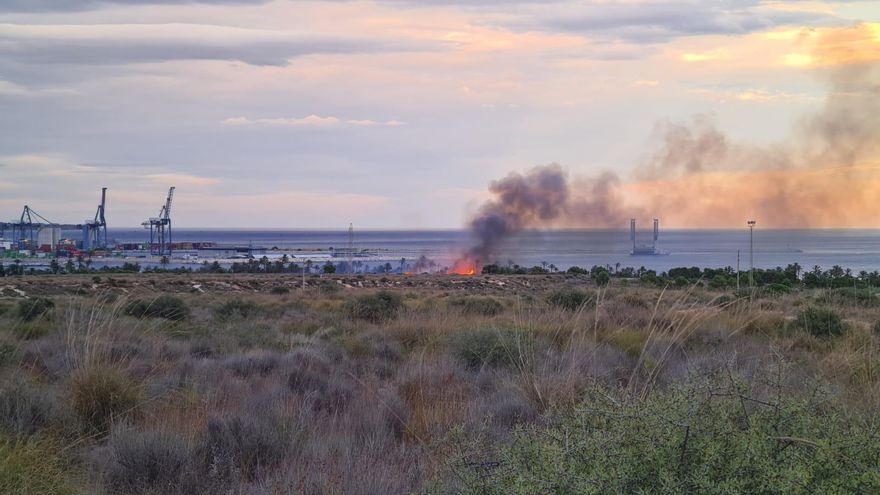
<box><xmin>0</xmin><ymin>274</ymin><xmax>878</xmax><ymax>494</ymax></box>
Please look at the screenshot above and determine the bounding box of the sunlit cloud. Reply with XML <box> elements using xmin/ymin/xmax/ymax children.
<box><xmin>221</xmin><ymin>115</ymin><xmax>406</xmax><ymax>127</ymax></box>
<box><xmin>682</xmin><ymin>50</ymin><xmax>721</xmax><ymax>62</ymax></box>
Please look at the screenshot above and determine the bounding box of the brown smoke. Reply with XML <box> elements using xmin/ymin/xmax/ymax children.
<box><xmin>463</xmin><ymin>23</ymin><xmax>880</xmax><ymax>261</ymax></box>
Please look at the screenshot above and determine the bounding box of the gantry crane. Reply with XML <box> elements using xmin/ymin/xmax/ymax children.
<box><xmin>82</xmin><ymin>187</ymin><xmax>108</xmax><ymax>251</ymax></box>
<box><xmin>0</xmin><ymin>187</ymin><xmax>110</xmax><ymax>251</ymax></box>
<box><xmin>142</xmin><ymin>187</ymin><xmax>175</xmax><ymax>256</ymax></box>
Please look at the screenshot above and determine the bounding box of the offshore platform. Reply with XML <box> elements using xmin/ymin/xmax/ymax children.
<box><xmin>630</xmin><ymin>218</ymin><xmax>665</xmax><ymax>256</ymax></box>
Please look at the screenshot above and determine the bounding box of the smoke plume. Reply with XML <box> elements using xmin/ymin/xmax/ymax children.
<box><xmin>462</xmin><ymin>23</ymin><xmax>880</xmax><ymax>263</ymax></box>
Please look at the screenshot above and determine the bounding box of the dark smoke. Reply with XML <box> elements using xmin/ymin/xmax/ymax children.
<box><xmin>462</xmin><ymin>24</ymin><xmax>880</xmax><ymax>261</ymax></box>
<box><xmin>467</xmin><ymin>164</ymin><xmax>568</xmax><ymax>262</ymax></box>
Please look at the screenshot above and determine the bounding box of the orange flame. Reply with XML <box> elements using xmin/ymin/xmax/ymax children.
<box><xmin>448</xmin><ymin>258</ymin><xmax>478</xmax><ymax>276</ymax></box>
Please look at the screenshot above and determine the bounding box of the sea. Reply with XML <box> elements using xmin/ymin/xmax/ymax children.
<box><xmin>102</xmin><ymin>228</ymin><xmax>880</xmax><ymax>273</ymax></box>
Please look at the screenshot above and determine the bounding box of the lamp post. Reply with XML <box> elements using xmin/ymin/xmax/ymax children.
<box><xmin>747</xmin><ymin>220</ymin><xmax>756</xmax><ymax>288</ymax></box>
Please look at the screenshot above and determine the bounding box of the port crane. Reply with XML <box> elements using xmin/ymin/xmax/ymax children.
<box><xmin>0</xmin><ymin>188</ymin><xmax>110</xmax><ymax>251</ymax></box>
<box><xmin>82</xmin><ymin>187</ymin><xmax>108</xmax><ymax>251</ymax></box>
<box><xmin>142</xmin><ymin>187</ymin><xmax>175</xmax><ymax>256</ymax></box>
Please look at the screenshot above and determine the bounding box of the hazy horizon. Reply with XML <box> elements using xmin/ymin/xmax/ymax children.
<box><xmin>2</xmin><ymin>1</ymin><xmax>879</xmax><ymax>229</ymax></box>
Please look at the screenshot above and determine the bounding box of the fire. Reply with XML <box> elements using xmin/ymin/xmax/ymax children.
<box><xmin>448</xmin><ymin>258</ymin><xmax>478</xmax><ymax>276</ymax></box>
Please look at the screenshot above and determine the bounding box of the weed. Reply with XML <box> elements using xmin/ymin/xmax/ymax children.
<box><xmin>12</xmin><ymin>321</ymin><xmax>51</xmax><ymax>340</ymax></box>
<box><xmin>16</xmin><ymin>298</ymin><xmax>54</xmax><ymax>322</ymax></box>
<box><xmin>107</xmin><ymin>425</ymin><xmax>195</xmax><ymax>494</ymax></box>
<box><xmin>345</xmin><ymin>291</ymin><xmax>402</xmax><ymax>323</ymax></box>
<box><xmin>0</xmin><ymin>432</ymin><xmax>75</xmax><ymax>495</ymax></box>
<box><xmin>214</xmin><ymin>300</ymin><xmax>260</xmax><ymax>321</ymax></box>
<box><xmin>547</xmin><ymin>289</ymin><xmax>592</xmax><ymax>311</ymax></box>
<box><xmin>457</xmin><ymin>378</ymin><xmax>880</xmax><ymax>494</ymax></box>
<box><xmin>0</xmin><ymin>380</ymin><xmax>59</xmax><ymax>435</ymax></box>
<box><xmin>124</xmin><ymin>295</ymin><xmax>190</xmax><ymax>321</ymax></box>
<box><xmin>448</xmin><ymin>296</ymin><xmax>504</xmax><ymax>316</ymax></box>
<box><xmin>795</xmin><ymin>306</ymin><xmax>847</xmax><ymax>338</ymax></box>
<box><xmin>450</xmin><ymin>328</ymin><xmax>524</xmax><ymax>370</ymax></box>
<box><xmin>203</xmin><ymin>415</ymin><xmax>288</xmax><ymax>482</ymax></box>
<box><xmin>69</xmin><ymin>366</ymin><xmax>142</xmax><ymax>434</ymax></box>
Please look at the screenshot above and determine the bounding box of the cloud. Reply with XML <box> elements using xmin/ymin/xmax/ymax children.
<box><xmin>222</xmin><ymin>115</ymin><xmax>341</xmax><ymax>127</ymax></box>
<box><xmin>0</xmin><ymin>0</ymin><xmax>270</xmax><ymax>13</ymax></box>
<box><xmin>222</xmin><ymin>115</ymin><xmax>406</xmax><ymax>127</ymax></box>
<box><xmin>0</xmin><ymin>23</ymin><xmax>424</xmax><ymax>67</ymax></box>
<box><xmin>0</xmin><ymin>79</ymin><xmax>77</xmax><ymax>98</ymax></box>
<box><xmin>346</xmin><ymin>119</ymin><xmax>407</xmax><ymax>127</ymax></box>
<box><xmin>144</xmin><ymin>173</ymin><xmax>221</xmax><ymax>186</ymax></box>
<box><xmin>500</xmin><ymin>1</ymin><xmax>843</xmax><ymax>44</ymax></box>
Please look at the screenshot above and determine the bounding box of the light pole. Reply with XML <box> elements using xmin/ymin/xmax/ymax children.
<box><xmin>747</xmin><ymin>220</ymin><xmax>756</xmax><ymax>288</ymax></box>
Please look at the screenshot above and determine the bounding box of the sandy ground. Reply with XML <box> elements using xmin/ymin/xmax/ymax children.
<box><xmin>0</xmin><ymin>273</ymin><xmax>592</xmax><ymax>298</ymax></box>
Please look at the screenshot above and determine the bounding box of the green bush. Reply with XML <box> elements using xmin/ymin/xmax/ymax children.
<box><xmin>448</xmin><ymin>296</ymin><xmax>504</xmax><ymax>316</ymax></box>
<box><xmin>873</xmin><ymin>320</ymin><xmax>880</xmax><ymax>336</ymax></box>
<box><xmin>764</xmin><ymin>283</ymin><xmax>792</xmax><ymax>295</ymax></box>
<box><xmin>593</xmin><ymin>269</ymin><xmax>610</xmax><ymax>287</ymax></box>
<box><xmin>16</xmin><ymin>298</ymin><xmax>54</xmax><ymax>322</ymax></box>
<box><xmin>0</xmin><ymin>432</ymin><xmax>76</xmax><ymax>495</ymax></box>
<box><xmin>70</xmin><ymin>367</ymin><xmax>141</xmax><ymax>434</ymax></box>
<box><xmin>214</xmin><ymin>300</ymin><xmax>260</xmax><ymax>320</ymax></box>
<box><xmin>795</xmin><ymin>306</ymin><xmax>847</xmax><ymax>338</ymax></box>
<box><xmin>450</xmin><ymin>328</ymin><xmax>524</xmax><ymax>370</ymax></box>
<box><xmin>708</xmin><ymin>274</ymin><xmax>730</xmax><ymax>290</ymax></box>
<box><xmin>12</xmin><ymin>322</ymin><xmax>51</xmax><ymax>340</ymax></box>
<box><xmin>319</xmin><ymin>281</ymin><xmax>340</xmax><ymax>294</ymax></box>
<box><xmin>547</xmin><ymin>289</ymin><xmax>592</xmax><ymax>311</ymax></box>
<box><xmin>673</xmin><ymin>276</ymin><xmax>689</xmax><ymax>288</ymax></box>
<box><xmin>345</xmin><ymin>291</ymin><xmax>402</xmax><ymax>323</ymax></box>
<box><xmin>124</xmin><ymin>295</ymin><xmax>189</xmax><ymax>321</ymax></box>
<box><xmin>829</xmin><ymin>287</ymin><xmax>878</xmax><ymax>307</ymax></box>
<box><xmin>456</xmin><ymin>380</ymin><xmax>880</xmax><ymax>494</ymax></box>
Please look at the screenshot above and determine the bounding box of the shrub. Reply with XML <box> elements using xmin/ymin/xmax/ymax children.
<box><xmin>107</xmin><ymin>426</ymin><xmax>194</xmax><ymax>494</ymax></box>
<box><xmin>673</xmin><ymin>276</ymin><xmax>689</xmax><ymax>288</ymax></box>
<box><xmin>0</xmin><ymin>381</ymin><xmax>58</xmax><ymax>435</ymax></box>
<box><xmin>319</xmin><ymin>280</ymin><xmax>341</xmax><ymax>294</ymax></box>
<box><xmin>214</xmin><ymin>300</ymin><xmax>260</xmax><ymax>321</ymax></box>
<box><xmin>795</xmin><ymin>306</ymin><xmax>847</xmax><ymax>338</ymax></box>
<box><xmin>286</xmin><ymin>351</ymin><xmax>353</xmax><ymax>412</ymax></box>
<box><xmin>203</xmin><ymin>415</ymin><xmax>288</xmax><ymax>482</ymax></box>
<box><xmin>448</xmin><ymin>296</ymin><xmax>504</xmax><ymax>316</ymax></box>
<box><xmin>69</xmin><ymin>367</ymin><xmax>141</xmax><ymax>434</ymax></box>
<box><xmin>829</xmin><ymin>287</ymin><xmax>878</xmax><ymax>307</ymax></box>
<box><xmin>224</xmin><ymin>352</ymin><xmax>279</xmax><ymax>378</ymax></box>
<box><xmin>593</xmin><ymin>269</ymin><xmax>610</xmax><ymax>287</ymax></box>
<box><xmin>764</xmin><ymin>283</ymin><xmax>792</xmax><ymax>295</ymax></box>
<box><xmin>16</xmin><ymin>298</ymin><xmax>54</xmax><ymax>322</ymax></box>
<box><xmin>345</xmin><ymin>291</ymin><xmax>402</xmax><ymax>323</ymax></box>
<box><xmin>450</xmin><ymin>328</ymin><xmax>523</xmax><ymax>370</ymax></box>
<box><xmin>547</xmin><ymin>289</ymin><xmax>592</xmax><ymax>311</ymax></box>
<box><xmin>0</xmin><ymin>432</ymin><xmax>75</xmax><ymax>495</ymax></box>
<box><xmin>460</xmin><ymin>380</ymin><xmax>880</xmax><ymax>494</ymax></box>
<box><xmin>12</xmin><ymin>321</ymin><xmax>51</xmax><ymax>340</ymax></box>
<box><xmin>0</xmin><ymin>345</ymin><xmax>16</xmax><ymax>368</ymax></box>
<box><xmin>269</xmin><ymin>286</ymin><xmax>290</xmax><ymax>295</ymax></box>
<box><xmin>874</xmin><ymin>320</ymin><xmax>880</xmax><ymax>336</ymax></box>
<box><xmin>708</xmin><ymin>274</ymin><xmax>730</xmax><ymax>289</ymax></box>
<box><xmin>124</xmin><ymin>295</ymin><xmax>189</xmax><ymax>321</ymax></box>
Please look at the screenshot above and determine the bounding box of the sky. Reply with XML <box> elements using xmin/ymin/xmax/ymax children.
<box><xmin>0</xmin><ymin>0</ymin><xmax>878</xmax><ymax>229</ymax></box>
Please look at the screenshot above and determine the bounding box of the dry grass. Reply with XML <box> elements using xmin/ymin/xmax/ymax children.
<box><xmin>0</xmin><ymin>278</ymin><xmax>877</xmax><ymax>492</ymax></box>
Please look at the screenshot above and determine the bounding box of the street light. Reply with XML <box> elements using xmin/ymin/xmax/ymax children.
<box><xmin>747</xmin><ymin>220</ymin><xmax>756</xmax><ymax>288</ymax></box>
